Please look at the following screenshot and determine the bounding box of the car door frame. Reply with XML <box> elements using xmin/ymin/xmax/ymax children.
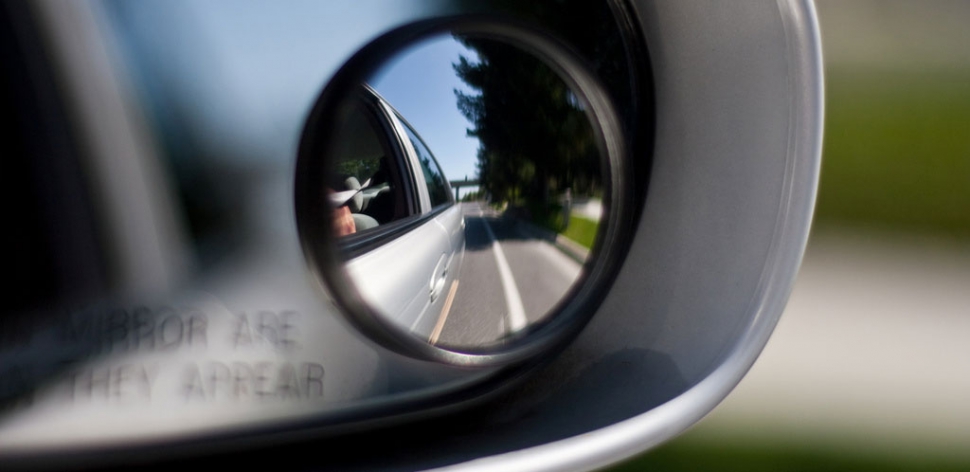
<box><xmin>341</xmin><ymin>87</ymin><xmax>464</xmax><ymax>340</ymax></box>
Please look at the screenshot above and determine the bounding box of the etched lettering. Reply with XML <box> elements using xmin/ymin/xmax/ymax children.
<box><xmin>275</xmin><ymin>363</ymin><xmax>300</xmax><ymax>400</ymax></box>
<box><xmin>132</xmin><ymin>306</ymin><xmax>155</xmax><ymax>350</ymax></box>
<box><xmin>232</xmin><ymin>315</ymin><xmax>253</xmax><ymax>349</ymax></box>
<box><xmin>207</xmin><ymin>361</ymin><xmax>231</xmax><ymax>401</ymax></box>
<box><xmin>257</xmin><ymin>312</ymin><xmax>279</xmax><ymax>348</ymax></box>
<box><xmin>67</xmin><ymin>364</ymin><xmax>157</xmax><ymax>403</ymax></box>
<box><xmin>181</xmin><ymin>363</ymin><xmax>206</xmax><ymax>401</ymax></box>
<box><xmin>279</xmin><ymin>310</ymin><xmax>299</xmax><ymax>350</ymax></box>
<box><xmin>304</xmin><ymin>363</ymin><xmax>324</xmax><ymax>397</ymax></box>
<box><xmin>232</xmin><ymin>362</ymin><xmax>253</xmax><ymax>397</ymax></box>
<box><xmin>58</xmin><ymin>306</ymin><xmax>208</xmax><ymax>355</ymax></box>
<box><xmin>180</xmin><ymin>361</ymin><xmax>324</xmax><ymax>402</ymax></box>
<box><xmin>187</xmin><ymin>310</ymin><xmax>208</xmax><ymax>347</ymax></box>
<box><xmin>158</xmin><ymin>311</ymin><xmax>184</xmax><ymax>350</ymax></box>
<box><xmin>253</xmin><ymin>361</ymin><xmax>272</xmax><ymax>398</ymax></box>
<box><xmin>233</xmin><ymin>311</ymin><xmax>300</xmax><ymax>351</ymax></box>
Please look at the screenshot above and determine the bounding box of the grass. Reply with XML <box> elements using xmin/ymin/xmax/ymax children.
<box><xmin>815</xmin><ymin>66</ymin><xmax>970</xmax><ymax>239</ymax></box>
<box><xmin>561</xmin><ymin>214</ymin><xmax>598</xmax><ymax>249</ymax></box>
<box><xmin>611</xmin><ymin>434</ymin><xmax>970</xmax><ymax>472</ymax></box>
<box><xmin>525</xmin><ymin>200</ymin><xmax>566</xmax><ymax>234</ymax></box>
<box><xmin>515</xmin><ymin>200</ymin><xmax>600</xmax><ymax>249</ymax></box>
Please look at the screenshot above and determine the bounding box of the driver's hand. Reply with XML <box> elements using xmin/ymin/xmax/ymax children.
<box><xmin>334</xmin><ymin>204</ymin><xmax>356</xmax><ymax>236</ymax></box>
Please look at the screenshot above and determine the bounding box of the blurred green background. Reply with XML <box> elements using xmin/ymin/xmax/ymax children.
<box><xmin>611</xmin><ymin>1</ymin><xmax>970</xmax><ymax>470</ymax></box>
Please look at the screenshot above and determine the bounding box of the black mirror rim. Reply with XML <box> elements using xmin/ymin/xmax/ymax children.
<box><xmin>295</xmin><ymin>15</ymin><xmax>639</xmax><ymax>367</ymax></box>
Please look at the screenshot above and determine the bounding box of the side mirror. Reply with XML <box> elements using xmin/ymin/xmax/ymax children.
<box><xmin>0</xmin><ymin>1</ymin><xmax>821</xmax><ymax>470</ymax></box>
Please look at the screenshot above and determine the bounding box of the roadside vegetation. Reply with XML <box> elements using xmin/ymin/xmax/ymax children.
<box><xmin>613</xmin><ymin>432</ymin><xmax>970</xmax><ymax>472</ymax></box>
<box><xmin>815</xmin><ymin>66</ymin><xmax>970</xmax><ymax>239</ymax></box>
<box><xmin>452</xmin><ymin>10</ymin><xmax>611</xmax><ymax>238</ymax></box>
<box><xmin>617</xmin><ymin>65</ymin><xmax>970</xmax><ymax>472</ymax></box>
<box><xmin>560</xmin><ymin>215</ymin><xmax>598</xmax><ymax>249</ymax></box>
<box><xmin>613</xmin><ymin>2</ymin><xmax>970</xmax><ymax>470</ymax></box>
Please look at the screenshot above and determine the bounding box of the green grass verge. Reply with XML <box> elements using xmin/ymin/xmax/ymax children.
<box><xmin>609</xmin><ymin>435</ymin><xmax>970</xmax><ymax>472</ymax></box>
<box><xmin>510</xmin><ymin>201</ymin><xmax>598</xmax><ymax>249</ymax></box>
<box><xmin>816</xmin><ymin>66</ymin><xmax>970</xmax><ymax>238</ymax></box>
<box><xmin>561</xmin><ymin>214</ymin><xmax>598</xmax><ymax>249</ymax></box>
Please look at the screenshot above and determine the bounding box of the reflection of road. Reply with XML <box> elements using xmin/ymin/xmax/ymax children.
<box><xmin>435</xmin><ymin>202</ymin><xmax>582</xmax><ymax>347</ymax></box>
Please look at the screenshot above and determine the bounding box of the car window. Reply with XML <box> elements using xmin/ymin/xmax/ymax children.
<box><xmin>331</xmin><ymin>96</ymin><xmax>416</xmax><ymax>236</ymax></box>
<box><xmin>400</xmin><ymin>118</ymin><xmax>453</xmax><ymax>209</ymax></box>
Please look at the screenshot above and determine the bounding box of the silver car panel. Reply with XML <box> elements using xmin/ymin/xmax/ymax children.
<box><xmin>0</xmin><ymin>0</ymin><xmax>822</xmax><ymax>469</ymax></box>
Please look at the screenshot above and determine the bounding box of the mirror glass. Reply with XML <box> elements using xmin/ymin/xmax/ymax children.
<box><xmin>314</xmin><ymin>33</ymin><xmax>606</xmax><ymax>352</ymax></box>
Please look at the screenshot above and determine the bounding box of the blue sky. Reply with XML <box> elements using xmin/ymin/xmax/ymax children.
<box><xmin>106</xmin><ymin>2</ymin><xmax>481</xmax><ymax>196</ymax></box>
<box><xmin>371</xmin><ymin>36</ymin><xmax>482</xmax><ymax>196</ymax></box>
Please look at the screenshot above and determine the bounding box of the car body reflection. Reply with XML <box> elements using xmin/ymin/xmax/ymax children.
<box><xmin>334</xmin><ymin>84</ymin><xmax>593</xmax><ymax>349</ymax></box>
<box><xmin>337</xmin><ymin>85</ymin><xmax>465</xmax><ymax>342</ymax></box>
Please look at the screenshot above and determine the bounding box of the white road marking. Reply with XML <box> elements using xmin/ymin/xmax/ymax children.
<box><xmin>481</xmin><ymin>219</ymin><xmax>528</xmax><ymax>333</ymax></box>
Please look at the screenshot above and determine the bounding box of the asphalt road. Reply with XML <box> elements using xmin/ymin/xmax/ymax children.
<box><xmin>434</xmin><ymin>202</ymin><xmax>582</xmax><ymax>348</ymax></box>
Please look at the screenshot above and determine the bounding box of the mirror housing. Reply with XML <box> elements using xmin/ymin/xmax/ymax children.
<box><xmin>0</xmin><ymin>0</ymin><xmax>821</xmax><ymax>470</ymax></box>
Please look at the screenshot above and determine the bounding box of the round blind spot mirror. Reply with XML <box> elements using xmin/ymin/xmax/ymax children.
<box><xmin>296</xmin><ymin>22</ymin><xmax>630</xmax><ymax>366</ymax></box>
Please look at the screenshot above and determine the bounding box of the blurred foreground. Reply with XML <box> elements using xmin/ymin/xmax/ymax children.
<box><xmin>614</xmin><ymin>1</ymin><xmax>970</xmax><ymax>469</ymax></box>
<box><xmin>618</xmin><ymin>230</ymin><xmax>970</xmax><ymax>471</ymax></box>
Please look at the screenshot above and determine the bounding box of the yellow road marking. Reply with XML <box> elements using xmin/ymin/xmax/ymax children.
<box><xmin>429</xmin><ymin>280</ymin><xmax>460</xmax><ymax>345</ymax></box>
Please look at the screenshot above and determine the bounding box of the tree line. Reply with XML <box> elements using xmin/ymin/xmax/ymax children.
<box><xmin>453</xmin><ymin>37</ymin><xmax>600</xmax><ymax>207</ymax></box>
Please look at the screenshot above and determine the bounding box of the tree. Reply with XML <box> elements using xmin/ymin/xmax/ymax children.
<box><xmin>453</xmin><ymin>37</ymin><xmax>599</xmax><ymax>207</ymax></box>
